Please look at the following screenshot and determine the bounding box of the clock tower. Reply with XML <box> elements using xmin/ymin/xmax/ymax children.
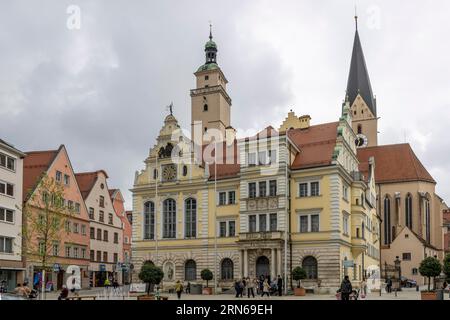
<box><xmin>190</xmin><ymin>26</ymin><xmax>232</xmax><ymax>144</ymax></box>
<box><xmin>346</xmin><ymin>15</ymin><xmax>378</xmax><ymax>148</ymax></box>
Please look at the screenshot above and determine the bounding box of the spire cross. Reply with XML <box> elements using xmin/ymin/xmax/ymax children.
<box><xmin>354</xmin><ymin>6</ymin><xmax>358</xmax><ymax>30</ymax></box>
<box><xmin>209</xmin><ymin>21</ymin><xmax>213</xmax><ymax>40</ymax></box>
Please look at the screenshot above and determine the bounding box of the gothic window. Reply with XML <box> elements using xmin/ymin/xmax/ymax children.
<box><xmin>144</xmin><ymin>201</ymin><xmax>155</xmax><ymax>240</ymax></box>
<box><xmin>153</xmin><ymin>169</ymin><xmax>158</xmax><ymax>180</ymax></box>
<box><xmin>163</xmin><ymin>199</ymin><xmax>176</xmax><ymax>239</ymax></box>
<box><xmin>384</xmin><ymin>196</ymin><xmax>392</xmax><ymax>245</ymax></box>
<box><xmin>204</xmin><ymin>104</ymin><xmax>208</xmax><ymax>111</ymax></box>
<box><xmin>357</xmin><ymin>124</ymin><xmax>362</xmax><ymax>134</ymax></box>
<box><xmin>185</xmin><ymin>260</ymin><xmax>196</xmax><ymax>281</ymax></box>
<box><xmin>183</xmin><ymin>165</ymin><xmax>188</xmax><ymax>177</ymax></box>
<box><xmin>221</xmin><ymin>258</ymin><xmax>234</xmax><ymax>280</ymax></box>
<box><xmin>185</xmin><ymin>198</ymin><xmax>197</xmax><ymax>238</ymax></box>
<box><xmin>302</xmin><ymin>256</ymin><xmax>318</xmax><ymax>279</ymax></box>
<box><xmin>405</xmin><ymin>194</ymin><xmax>413</xmax><ymax>229</ymax></box>
<box><xmin>425</xmin><ymin>199</ymin><xmax>431</xmax><ymax>244</ymax></box>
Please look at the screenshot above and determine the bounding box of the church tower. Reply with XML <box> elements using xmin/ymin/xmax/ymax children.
<box><xmin>346</xmin><ymin>15</ymin><xmax>378</xmax><ymax>148</ymax></box>
<box><xmin>191</xmin><ymin>26</ymin><xmax>232</xmax><ymax>144</ymax></box>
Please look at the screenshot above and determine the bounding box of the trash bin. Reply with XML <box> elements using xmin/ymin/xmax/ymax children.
<box><xmin>436</xmin><ymin>289</ymin><xmax>444</xmax><ymax>301</ymax></box>
<box><xmin>190</xmin><ymin>284</ymin><xmax>203</xmax><ymax>294</ymax></box>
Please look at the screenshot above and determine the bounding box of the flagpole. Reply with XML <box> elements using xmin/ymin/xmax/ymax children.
<box><xmin>214</xmin><ymin>142</ymin><xmax>218</xmax><ymax>295</ymax></box>
<box><xmin>155</xmin><ymin>154</ymin><xmax>159</xmax><ymax>265</ymax></box>
<box><xmin>284</xmin><ymin>129</ymin><xmax>289</xmax><ymax>295</ymax></box>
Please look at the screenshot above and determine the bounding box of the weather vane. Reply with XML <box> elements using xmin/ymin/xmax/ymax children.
<box><xmin>167</xmin><ymin>102</ymin><xmax>173</xmax><ymax>115</ymax></box>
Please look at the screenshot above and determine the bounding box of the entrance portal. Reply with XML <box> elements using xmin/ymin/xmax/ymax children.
<box><xmin>256</xmin><ymin>256</ymin><xmax>270</xmax><ymax>278</ymax></box>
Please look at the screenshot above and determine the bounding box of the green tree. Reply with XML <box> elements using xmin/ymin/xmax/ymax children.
<box><xmin>138</xmin><ymin>263</ymin><xmax>164</xmax><ymax>295</ymax></box>
<box><xmin>21</xmin><ymin>174</ymin><xmax>74</xmax><ymax>289</ymax></box>
<box><xmin>419</xmin><ymin>256</ymin><xmax>442</xmax><ymax>291</ymax></box>
<box><xmin>201</xmin><ymin>269</ymin><xmax>213</xmax><ymax>288</ymax></box>
<box><xmin>292</xmin><ymin>267</ymin><xmax>307</xmax><ymax>288</ymax></box>
<box><xmin>443</xmin><ymin>253</ymin><xmax>450</xmax><ymax>281</ymax></box>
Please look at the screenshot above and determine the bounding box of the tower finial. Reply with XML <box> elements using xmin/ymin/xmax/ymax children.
<box><xmin>354</xmin><ymin>6</ymin><xmax>358</xmax><ymax>30</ymax></box>
<box><xmin>209</xmin><ymin>21</ymin><xmax>213</xmax><ymax>40</ymax></box>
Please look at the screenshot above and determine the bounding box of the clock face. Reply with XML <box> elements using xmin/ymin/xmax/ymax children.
<box><xmin>162</xmin><ymin>164</ymin><xmax>177</xmax><ymax>181</ymax></box>
<box><xmin>355</xmin><ymin>134</ymin><xmax>368</xmax><ymax>148</ymax></box>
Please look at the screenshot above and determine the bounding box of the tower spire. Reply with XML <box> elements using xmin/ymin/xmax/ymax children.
<box><xmin>209</xmin><ymin>21</ymin><xmax>213</xmax><ymax>40</ymax></box>
<box><xmin>354</xmin><ymin>6</ymin><xmax>358</xmax><ymax>30</ymax></box>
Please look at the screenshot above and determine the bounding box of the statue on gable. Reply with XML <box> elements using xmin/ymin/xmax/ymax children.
<box><xmin>165</xmin><ymin>143</ymin><xmax>174</xmax><ymax>157</ymax></box>
<box><xmin>158</xmin><ymin>146</ymin><xmax>166</xmax><ymax>159</ymax></box>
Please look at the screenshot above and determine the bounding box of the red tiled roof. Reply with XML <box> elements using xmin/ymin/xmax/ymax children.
<box><xmin>23</xmin><ymin>148</ymin><xmax>60</xmax><ymax>201</ymax></box>
<box><xmin>289</xmin><ymin>122</ymin><xmax>339</xmax><ymax>170</ymax></box>
<box><xmin>357</xmin><ymin>144</ymin><xmax>435</xmax><ymax>184</ymax></box>
<box><xmin>206</xmin><ymin>141</ymin><xmax>240</xmax><ymax>180</ymax></box>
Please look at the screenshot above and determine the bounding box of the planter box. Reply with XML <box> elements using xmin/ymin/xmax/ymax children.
<box><xmin>421</xmin><ymin>291</ymin><xmax>438</xmax><ymax>300</ymax></box>
<box><xmin>202</xmin><ymin>287</ymin><xmax>213</xmax><ymax>295</ymax></box>
<box><xmin>137</xmin><ymin>294</ymin><xmax>155</xmax><ymax>300</ymax></box>
<box><xmin>294</xmin><ymin>287</ymin><xmax>306</xmax><ymax>296</ymax></box>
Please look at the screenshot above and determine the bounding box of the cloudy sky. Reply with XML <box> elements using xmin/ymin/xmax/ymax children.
<box><xmin>1</xmin><ymin>0</ymin><xmax>449</xmax><ymax>209</ymax></box>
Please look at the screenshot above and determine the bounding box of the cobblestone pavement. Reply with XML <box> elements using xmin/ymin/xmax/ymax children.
<box><xmin>39</xmin><ymin>286</ymin><xmax>450</xmax><ymax>301</ymax></box>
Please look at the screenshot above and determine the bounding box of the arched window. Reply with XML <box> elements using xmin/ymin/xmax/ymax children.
<box><xmin>163</xmin><ymin>199</ymin><xmax>176</xmax><ymax>239</ymax></box>
<box><xmin>221</xmin><ymin>258</ymin><xmax>234</xmax><ymax>280</ymax></box>
<box><xmin>302</xmin><ymin>256</ymin><xmax>318</xmax><ymax>279</ymax></box>
<box><xmin>405</xmin><ymin>194</ymin><xmax>413</xmax><ymax>229</ymax></box>
<box><xmin>185</xmin><ymin>198</ymin><xmax>197</xmax><ymax>238</ymax></box>
<box><xmin>384</xmin><ymin>196</ymin><xmax>391</xmax><ymax>245</ymax></box>
<box><xmin>143</xmin><ymin>201</ymin><xmax>155</xmax><ymax>240</ymax></box>
<box><xmin>425</xmin><ymin>199</ymin><xmax>431</xmax><ymax>244</ymax></box>
<box><xmin>204</xmin><ymin>104</ymin><xmax>208</xmax><ymax>112</ymax></box>
<box><xmin>357</xmin><ymin>124</ymin><xmax>362</xmax><ymax>134</ymax></box>
<box><xmin>183</xmin><ymin>165</ymin><xmax>188</xmax><ymax>177</ymax></box>
<box><xmin>153</xmin><ymin>169</ymin><xmax>158</xmax><ymax>180</ymax></box>
<box><xmin>185</xmin><ymin>260</ymin><xmax>196</xmax><ymax>281</ymax></box>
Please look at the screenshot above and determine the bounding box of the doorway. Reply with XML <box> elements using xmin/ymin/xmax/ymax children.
<box><xmin>256</xmin><ymin>256</ymin><xmax>270</xmax><ymax>278</ymax></box>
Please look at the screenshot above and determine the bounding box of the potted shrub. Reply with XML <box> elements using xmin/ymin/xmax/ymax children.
<box><xmin>419</xmin><ymin>256</ymin><xmax>442</xmax><ymax>300</ymax></box>
<box><xmin>201</xmin><ymin>269</ymin><xmax>214</xmax><ymax>295</ymax></box>
<box><xmin>138</xmin><ymin>263</ymin><xmax>164</xmax><ymax>300</ymax></box>
<box><xmin>292</xmin><ymin>267</ymin><xmax>307</xmax><ymax>296</ymax></box>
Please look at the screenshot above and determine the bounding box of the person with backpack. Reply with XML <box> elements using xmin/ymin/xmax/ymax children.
<box><xmin>175</xmin><ymin>280</ymin><xmax>183</xmax><ymax>300</ymax></box>
<box><xmin>340</xmin><ymin>276</ymin><xmax>353</xmax><ymax>301</ymax></box>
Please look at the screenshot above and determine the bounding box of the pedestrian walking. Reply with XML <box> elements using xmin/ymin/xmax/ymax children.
<box><xmin>186</xmin><ymin>281</ymin><xmax>191</xmax><ymax>294</ymax></box>
<box><xmin>175</xmin><ymin>280</ymin><xmax>183</xmax><ymax>300</ymax></box>
<box><xmin>261</xmin><ymin>279</ymin><xmax>270</xmax><ymax>297</ymax></box>
<box><xmin>247</xmin><ymin>278</ymin><xmax>255</xmax><ymax>298</ymax></box>
<box><xmin>239</xmin><ymin>279</ymin><xmax>244</xmax><ymax>298</ymax></box>
<box><xmin>360</xmin><ymin>278</ymin><xmax>367</xmax><ymax>299</ymax></box>
<box><xmin>277</xmin><ymin>275</ymin><xmax>283</xmax><ymax>296</ymax></box>
<box><xmin>386</xmin><ymin>277</ymin><xmax>392</xmax><ymax>293</ymax></box>
<box><xmin>340</xmin><ymin>276</ymin><xmax>352</xmax><ymax>301</ymax></box>
<box><xmin>58</xmin><ymin>285</ymin><xmax>69</xmax><ymax>300</ymax></box>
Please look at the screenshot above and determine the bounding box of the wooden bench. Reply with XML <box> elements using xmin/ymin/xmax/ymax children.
<box><xmin>66</xmin><ymin>295</ymin><xmax>97</xmax><ymax>300</ymax></box>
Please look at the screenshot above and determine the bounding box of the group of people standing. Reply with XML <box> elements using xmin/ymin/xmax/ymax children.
<box><xmin>234</xmin><ymin>275</ymin><xmax>283</xmax><ymax>298</ymax></box>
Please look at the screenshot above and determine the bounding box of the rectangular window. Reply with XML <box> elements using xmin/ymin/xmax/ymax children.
<box><xmin>270</xmin><ymin>213</ymin><xmax>277</xmax><ymax>231</ymax></box>
<box><xmin>343</xmin><ymin>215</ymin><xmax>349</xmax><ymax>235</ymax></box>
<box><xmin>269</xmin><ymin>150</ymin><xmax>277</xmax><ymax>165</ymax></box>
<box><xmin>67</xmin><ymin>200</ymin><xmax>73</xmax><ymax>210</ymax></box>
<box><xmin>269</xmin><ymin>180</ymin><xmax>277</xmax><ymax>197</ymax></box>
<box><xmin>52</xmin><ymin>244</ymin><xmax>59</xmax><ymax>256</ymax></box>
<box><xmin>402</xmin><ymin>253</ymin><xmax>412</xmax><ymax>261</ymax></box>
<box><xmin>299</xmin><ymin>215</ymin><xmax>308</xmax><ymax>233</ymax></box>
<box><xmin>56</xmin><ymin>171</ymin><xmax>62</xmax><ymax>183</ymax></box>
<box><xmin>90</xmin><ymin>250</ymin><xmax>95</xmax><ymax>261</ymax></box>
<box><xmin>113</xmin><ymin>253</ymin><xmax>118</xmax><ymax>263</ymax></box>
<box><xmin>103</xmin><ymin>252</ymin><xmax>108</xmax><ymax>263</ymax></box>
<box><xmin>219</xmin><ymin>192</ymin><xmax>226</xmax><ymax>206</ymax></box>
<box><xmin>248</xmin><ymin>153</ymin><xmax>256</xmax><ymax>167</ymax></box>
<box><xmin>228</xmin><ymin>221</ymin><xmax>236</xmax><ymax>237</ymax></box>
<box><xmin>219</xmin><ymin>221</ymin><xmax>226</xmax><ymax>237</ymax></box>
<box><xmin>89</xmin><ymin>208</ymin><xmax>95</xmax><ymax>220</ymax></box>
<box><xmin>412</xmin><ymin>268</ymin><xmax>418</xmax><ymax>275</ymax></box>
<box><xmin>73</xmin><ymin>223</ymin><xmax>79</xmax><ymax>234</ymax></box>
<box><xmin>81</xmin><ymin>224</ymin><xmax>86</xmax><ymax>236</ymax></box>
<box><xmin>65</xmin><ymin>221</ymin><xmax>71</xmax><ymax>233</ymax></box>
<box><xmin>249</xmin><ymin>215</ymin><xmax>257</xmax><ymax>233</ymax></box>
<box><xmin>0</xmin><ymin>154</ymin><xmax>4</xmax><ymax>168</ymax></box>
<box><xmin>65</xmin><ymin>246</ymin><xmax>71</xmax><ymax>258</ymax></box>
<box><xmin>258</xmin><ymin>151</ymin><xmax>267</xmax><ymax>165</ymax></box>
<box><xmin>103</xmin><ymin>230</ymin><xmax>108</xmax><ymax>242</ymax></box>
<box><xmin>73</xmin><ymin>247</ymin><xmax>79</xmax><ymax>259</ymax></box>
<box><xmin>310</xmin><ymin>182</ymin><xmax>320</xmax><ymax>196</ymax></box>
<box><xmin>64</xmin><ymin>174</ymin><xmax>70</xmax><ymax>186</ymax></box>
<box><xmin>299</xmin><ymin>183</ymin><xmax>308</xmax><ymax>197</ymax></box>
<box><xmin>99</xmin><ymin>211</ymin><xmax>104</xmax><ymax>222</ymax></box>
<box><xmin>259</xmin><ymin>214</ymin><xmax>267</xmax><ymax>232</ymax></box>
<box><xmin>343</xmin><ymin>185</ymin><xmax>348</xmax><ymax>200</ymax></box>
<box><xmin>108</xmin><ymin>213</ymin><xmax>113</xmax><ymax>225</ymax></box>
<box><xmin>114</xmin><ymin>232</ymin><xmax>119</xmax><ymax>244</ymax></box>
<box><xmin>99</xmin><ymin>196</ymin><xmax>105</xmax><ymax>208</ymax></box>
<box><xmin>74</xmin><ymin>202</ymin><xmax>80</xmax><ymax>214</ymax></box>
<box><xmin>259</xmin><ymin>181</ymin><xmax>267</xmax><ymax>197</ymax></box>
<box><xmin>97</xmin><ymin>229</ymin><xmax>102</xmax><ymax>241</ymax></box>
<box><xmin>90</xmin><ymin>227</ymin><xmax>95</xmax><ymax>239</ymax></box>
<box><xmin>311</xmin><ymin>214</ymin><xmax>320</xmax><ymax>232</ymax></box>
<box><xmin>228</xmin><ymin>191</ymin><xmax>236</xmax><ymax>205</ymax></box>
<box><xmin>96</xmin><ymin>251</ymin><xmax>101</xmax><ymax>262</ymax></box>
<box><xmin>248</xmin><ymin>183</ymin><xmax>256</xmax><ymax>199</ymax></box>
<box><xmin>0</xmin><ymin>237</ymin><xmax>13</xmax><ymax>253</ymax></box>
<box><xmin>0</xmin><ymin>208</ymin><xmax>14</xmax><ymax>223</ymax></box>
<box><xmin>81</xmin><ymin>248</ymin><xmax>86</xmax><ymax>259</ymax></box>
<box><xmin>6</xmin><ymin>183</ymin><xmax>13</xmax><ymax>197</ymax></box>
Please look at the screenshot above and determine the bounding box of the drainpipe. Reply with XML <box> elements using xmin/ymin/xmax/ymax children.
<box><xmin>378</xmin><ymin>184</ymin><xmax>382</xmax><ymax>297</ymax></box>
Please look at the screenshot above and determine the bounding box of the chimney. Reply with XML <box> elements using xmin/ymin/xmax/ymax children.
<box><xmin>299</xmin><ymin>115</ymin><xmax>311</xmax><ymax>129</ymax></box>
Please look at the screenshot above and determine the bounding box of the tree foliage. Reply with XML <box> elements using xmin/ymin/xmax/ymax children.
<box><xmin>443</xmin><ymin>253</ymin><xmax>450</xmax><ymax>280</ymax></box>
<box><xmin>292</xmin><ymin>267</ymin><xmax>307</xmax><ymax>288</ymax></box>
<box><xmin>201</xmin><ymin>269</ymin><xmax>213</xmax><ymax>288</ymax></box>
<box><xmin>419</xmin><ymin>256</ymin><xmax>442</xmax><ymax>291</ymax></box>
<box><xmin>138</xmin><ymin>263</ymin><xmax>164</xmax><ymax>294</ymax></box>
<box><xmin>21</xmin><ymin>174</ymin><xmax>74</xmax><ymax>269</ymax></box>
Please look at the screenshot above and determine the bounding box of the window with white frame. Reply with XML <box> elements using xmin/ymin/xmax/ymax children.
<box><xmin>343</xmin><ymin>214</ymin><xmax>349</xmax><ymax>236</ymax></box>
<box><xmin>0</xmin><ymin>236</ymin><xmax>13</xmax><ymax>253</ymax></box>
<box><xmin>219</xmin><ymin>221</ymin><xmax>227</xmax><ymax>237</ymax></box>
<box><xmin>258</xmin><ymin>151</ymin><xmax>267</xmax><ymax>165</ymax></box>
<box><xmin>259</xmin><ymin>214</ymin><xmax>267</xmax><ymax>232</ymax></box>
<box><xmin>248</xmin><ymin>183</ymin><xmax>256</xmax><ymax>199</ymax></box>
<box><xmin>249</xmin><ymin>215</ymin><xmax>257</xmax><ymax>232</ymax></box>
<box><xmin>0</xmin><ymin>153</ymin><xmax>16</xmax><ymax>171</ymax></box>
<box><xmin>299</xmin><ymin>181</ymin><xmax>320</xmax><ymax>197</ymax></box>
<box><xmin>56</xmin><ymin>171</ymin><xmax>62</xmax><ymax>183</ymax></box>
<box><xmin>269</xmin><ymin>180</ymin><xmax>277</xmax><ymax>197</ymax></box>
<box><xmin>268</xmin><ymin>150</ymin><xmax>277</xmax><ymax>165</ymax></box>
<box><xmin>310</xmin><ymin>182</ymin><xmax>320</xmax><ymax>196</ymax></box>
<box><xmin>247</xmin><ymin>153</ymin><xmax>256</xmax><ymax>166</ymax></box>
<box><xmin>269</xmin><ymin>213</ymin><xmax>277</xmax><ymax>231</ymax></box>
<box><xmin>299</xmin><ymin>183</ymin><xmax>308</xmax><ymax>197</ymax></box>
<box><xmin>342</xmin><ymin>185</ymin><xmax>349</xmax><ymax>201</ymax></box>
<box><xmin>228</xmin><ymin>221</ymin><xmax>236</xmax><ymax>237</ymax></box>
<box><xmin>228</xmin><ymin>191</ymin><xmax>236</xmax><ymax>205</ymax></box>
<box><xmin>219</xmin><ymin>192</ymin><xmax>227</xmax><ymax>205</ymax></box>
<box><xmin>259</xmin><ymin>181</ymin><xmax>267</xmax><ymax>197</ymax></box>
<box><xmin>218</xmin><ymin>220</ymin><xmax>236</xmax><ymax>237</ymax></box>
<box><xmin>0</xmin><ymin>207</ymin><xmax>14</xmax><ymax>223</ymax></box>
<box><xmin>0</xmin><ymin>181</ymin><xmax>14</xmax><ymax>197</ymax></box>
<box><xmin>64</xmin><ymin>174</ymin><xmax>70</xmax><ymax>186</ymax></box>
<box><xmin>299</xmin><ymin>213</ymin><xmax>320</xmax><ymax>233</ymax></box>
